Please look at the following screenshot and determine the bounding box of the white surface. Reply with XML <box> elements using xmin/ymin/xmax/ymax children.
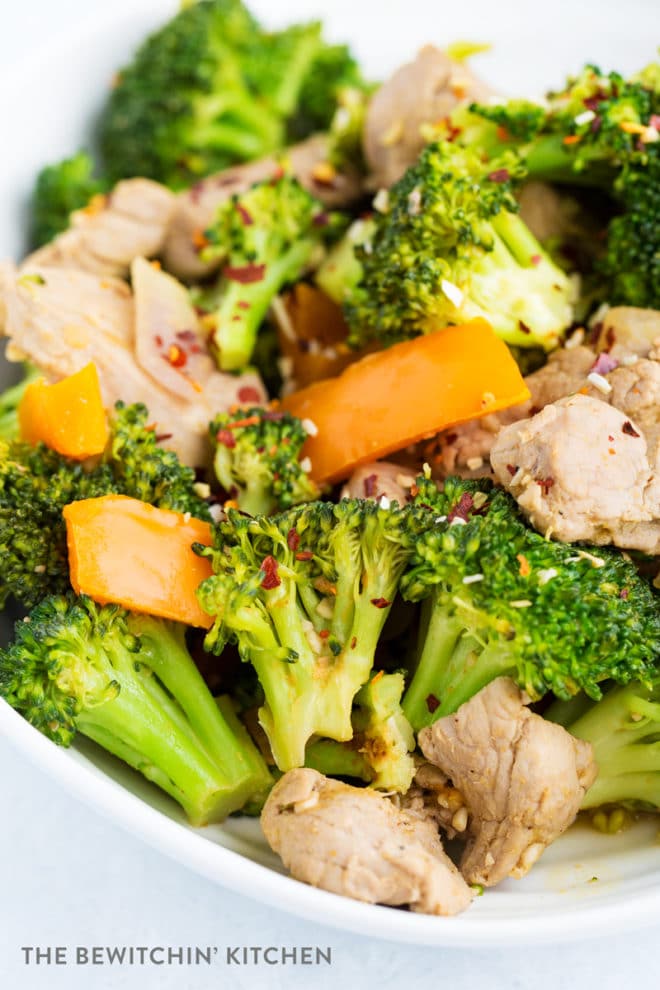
<box><xmin>1</xmin><ymin>1</ymin><xmax>660</xmax><ymax>985</ymax></box>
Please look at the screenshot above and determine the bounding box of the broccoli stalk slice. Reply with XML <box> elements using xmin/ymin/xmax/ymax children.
<box><xmin>548</xmin><ymin>680</ymin><xmax>660</xmax><ymax>811</ymax></box>
<box><xmin>0</xmin><ymin>597</ymin><xmax>272</xmax><ymax>825</ymax></box>
<box><xmin>211</xmin><ymin>237</ymin><xmax>317</xmax><ymax>371</ymax></box>
<box><xmin>315</xmin><ymin>218</ymin><xmax>374</xmax><ymax>305</ymax></box>
<box><xmin>305</xmin><ymin>738</ymin><xmax>370</xmax><ymax>779</ymax></box>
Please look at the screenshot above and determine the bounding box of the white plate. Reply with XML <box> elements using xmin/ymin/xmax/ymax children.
<box><xmin>1</xmin><ymin>0</ymin><xmax>659</xmax><ymax>947</ymax></box>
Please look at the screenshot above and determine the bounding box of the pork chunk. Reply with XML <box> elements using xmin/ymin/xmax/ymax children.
<box><xmin>419</xmin><ymin>678</ymin><xmax>597</xmax><ymax>887</ymax></box>
<box><xmin>594</xmin><ymin>306</ymin><xmax>660</xmax><ymax>359</ymax></box>
<box><xmin>163</xmin><ymin>136</ymin><xmax>363</xmax><ymax>281</ymax></box>
<box><xmin>25</xmin><ymin>179</ymin><xmax>176</xmax><ymax>279</ymax></box>
<box><xmin>0</xmin><ymin>262</ymin><xmax>265</xmax><ymax>466</ymax></box>
<box><xmin>491</xmin><ymin>393</ymin><xmax>660</xmax><ymax>551</ymax></box>
<box><xmin>261</xmin><ymin>768</ymin><xmax>473</xmax><ymax>915</ymax></box>
<box><xmin>363</xmin><ymin>46</ymin><xmax>492</xmax><ymax>189</ymax></box>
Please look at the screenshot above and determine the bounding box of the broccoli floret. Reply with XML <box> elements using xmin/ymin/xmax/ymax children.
<box><xmin>30</xmin><ymin>151</ymin><xmax>108</xmax><ymax>248</ymax></box>
<box><xmin>241</xmin><ymin>22</ymin><xmax>324</xmax><ymax>120</ymax></box>
<box><xmin>401</xmin><ymin>474</ymin><xmax>660</xmax><ymax>731</ymax></box>
<box><xmin>0</xmin><ymin>595</ymin><xmax>272</xmax><ymax>824</ymax></box>
<box><xmin>199</xmin><ymin>174</ymin><xmax>343</xmax><ymax>371</ymax></box>
<box><xmin>306</xmin><ymin>670</ymin><xmax>416</xmax><ymax>792</ymax></box>
<box><xmin>286</xmin><ymin>41</ymin><xmax>369</xmax><ymax>142</ymax></box>
<box><xmin>210</xmin><ymin>405</ymin><xmax>319</xmax><ymax>516</ymax></box>
<box><xmin>344</xmin><ymin>142</ymin><xmax>576</xmax><ymax>351</ymax></box>
<box><xmin>0</xmin><ymin>401</ymin><xmax>210</xmax><ymax>608</ymax></box>
<box><xmin>548</xmin><ymin>676</ymin><xmax>660</xmax><ymax>812</ymax></box>
<box><xmin>462</xmin><ymin>64</ymin><xmax>660</xmax><ymax>308</ymax></box>
<box><xmin>315</xmin><ymin>217</ymin><xmax>374</xmax><ymax>305</ymax></box>
<box><xmin>326</xmin><ymin>86</ymin><xmax>372</xmax><ymax>173</ymax></box>
<box><xmin>0</xmin><ymin>364</ymin><xmax>41</xmax><ymax>442</ymax></box>
<box><xmin>99</xmin><ymin>0</ymin><xmax>281</xmax><ymax>187</ymax></box>
<box><xmin>196</xmin><ymin>499</ymin><xmax>416</xmax><ymax>771</ymax></box>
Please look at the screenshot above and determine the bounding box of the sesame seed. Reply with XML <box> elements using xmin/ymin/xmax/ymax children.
<box><xmin>621</xmin><ymin>354</ymin><xmax>639</xmax><ymax>367</ymax></box>
<box><xmin>300</xmin><ymin>457</ymin><xmax>312</xmax><ymax>474</ymax></box>
<box><xmin>33</xmin><ymin>564</ymin><xmax>46</xmax><ymax>574</ymax></box>
<box><xmin>193</xmin><ymin>482</ymin><xmax>211</xmax><ymax>499</ymax></box>
<box><xmin>564</xmin><ymin>328</ymin><xmax>585</xmax><ymax>350</ymax></box>
<box><xmin>587</xmin><ymin>372</ymin><xmax>612</xmax><ymax>394</ymax></box>
<box><xmin>451</xmin><ymin>807</ymin><xmax>469</xmax><ymax>832</ymax></box>
<box><xmin>183</xmin><ymin>512</ymin><xmax>191</xmax><ymax>524</ymax></box>
<box><xmin>379</xmin><ymin>495</ymin><xmax>391</xmax><ymax>510</ymax></box>
<box><xmin>510</xmin><ymin>600</ymin><xmax>532</xmax><ymax>608</ymax></box>
<box><xmin>462</xmin><ymin>574</ymin><xmax>484</xmax><ymax>584</ymax></box>
<box><xmin>450</xmin><ymin>516</ymin><xmax>467</xmax><ymax>526</ymax></box>
<box><xmin>574</xmin><ymin>109</ymin><xmax>596</xmax><ymax>125</ymax></box>
<box><xmin>373</xmin><ymin>188</ymin><xmax>390</xmax><ymax>213</ymax></box>
<box><xmin>407</xmin><ymin>187</ymin><xmax>422</xmax><ymax>215</ymax></box>
<box><xmin>301</xmin><ymin>418</ymin><xmax>318</xmax><ymax>437</ymax></box>
<box><xmin>537</xmin><ymin>568</ymin><xmax>558</xmax><ymax>586</ymax></box>
<box><xmin>466</xmin><ymin>456</ymin><xmax>484</xmax><ymax>471</ymax></box>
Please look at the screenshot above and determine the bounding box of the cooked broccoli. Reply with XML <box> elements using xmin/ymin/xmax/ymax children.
<box><xmin>287</xmin><ymin>43</ymin><xmax>369</xmax><ymax>143</ymax></box>
<box><xmin>0</xmin><ymin>595</ymin><xmax>272</xmax><ymax>824</ymax></box>
<box><xmin>306</xmin><ymin>670</ymin><xmax>416</xmax><ymax>792</ymax></box>
<box><xmin>461</xmin><ymin>64</ymin><xmax>660</xmax><ymax>308</ymax></box>
<box><xmin>548</xmin><ymin>675</ymin><xmax>660</xmax><ymax>811</ymax></box>
<box><xmin>99</xmin><ymin>0</ymin><xmax>366</xmax><ymax>188</ymax></box>
<box><xmin>0</xmin><ymin>401</ymin><xmax>210</xmax><ymax>608</ymax></box>
<box><xmin>0</xmin><ymin>364</ymin><xmax>40</xmax><ymax>442</ymax></box>
<box><xmin>210</xmin><ymin>405</ymin><xmax>319</xmax><ymax>516</ymax></box>
<box><xmin>199</xmin><ymin>174</ymin><xmax>343</xmax><ymax>371</ymax></box>
<box><xmin>315</xmin><ymin>217</ymin><xmax>374</xmax><ymax>305</ymax></box>
<box><xmin>343</xmin><ymin>142</ymin><xmax>576</xmax><ymax>351</ymax></box>
<box><xmin>196</xmin><ymin>499</ymin><xmax>416</xmax><ymax>771</ymax></box>
<box><xmin>326</xmin><ymin>86</ymin><xmax>372</xmax><ymax>173</ymax></box>
<box><xmin>31</xmin><ymin>151</ymin><xmax>108</xmax><ymax>248</ymax></box>
<box><xmin>401</xmin><ymin>474</ymin><xmax>660</xmax><ymax>731</ymax></box>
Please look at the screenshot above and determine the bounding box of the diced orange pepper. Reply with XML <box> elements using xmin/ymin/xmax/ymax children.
<box><xmin>19</xmin><ymin>363</ymin><xmax>109</xmax><ymax>460</ymax></box>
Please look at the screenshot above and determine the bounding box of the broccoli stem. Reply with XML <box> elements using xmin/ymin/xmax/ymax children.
<box><xmin>402</xmin><ymin>596</ymin><xmax>516</xmax><ymax>730</ymax></box>
<box><xmin>491</xmin><ymin>210</ymin><xmax>546</xmax><ymax>267</ymax></box>
<box><xmin>305</xmin><ymin>738</ymin><xmax>370</xmax><ymax>780</ymax></box>
<box><xmin>78</xmin><ymin>619</ymin><xmax>271</xmax><ymax>825</ymax></box>
<box><xmin>213</xmin><ymin>238</ymin><xmax>315</xmax><ymax>370</ymax></box>
<box><xmin>556</xmin><ymin>683</ymin><xmax>660</xmax><ymax>809</ymax></box>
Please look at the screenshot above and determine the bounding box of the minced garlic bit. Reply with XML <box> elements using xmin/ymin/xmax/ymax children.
<box><xmin>378</xmin><ymin>495</ymin><xmax>391</xmax><ymax>510</ymax></box>
<box><xmin>621</xmin><ymin>353</ymin><xmax>640</xmax><ymax>367</ymax></box>
<box><xmin>588</xmin><ymin>301</ymin><xmax>610</xmax><ymax>327</ymax></box>
<box><xmin>462</xmin><ymin>573</ymin><xmax>484</xmax><ymax>584</ymax></box>
<box><xmin>466</xmin><ymin>456</ymin><xmax>484</xmax><ymax>471</ymax></box>
<box><xmin>300</xmin><ymin>456</ymin><xmax>312</xmax><ymax>474</ymax></box>
<box><xmin>440</xmin><ymin>278</ymin><xmax>464</xmax><ymax>308</ymax></box>
<box><xmin>472</xmin><ymin>491</ymin><xmax>489</xmax><ymax>510</ymax></box>
<box><xmin>510</xmin><ymin>600</ymin><xmax>532</xmax><ymax>608</ymax></box>
<box><xmin>574</xmin><ymin>109</ymin><xmax>596</xmax><ymax>126</ymax></box>
<box><xmin>481</xmin><ymin>391</ymin><xmax>496</xmax><ymax>407</ymax></box>
<box><xmin>407</xmin><ymin>186</ymin><xmax>422</xmax><ymax>215</ymax></box>
<box><xmin>301</xmin><ymin>418</ymin><xmax>318</xmax><ymax>437</ymax></box>
<box><xmin>183</xmin><ymin>512</ymin><xmax>191</xmax><ymax>524</ymax></box>
<box><xmin>373</xmin><ymin>188</ymin><xmax>390</xmax><ymax>213</ymax></box>
<box><xmin>193</xmin><ymin>482</ymin><xmax>211</xmax><ymax>499</ymax></box>
<box><xmin>537</xmin><ymin>567</ymin><xmax>558</xmax><ymax>586</ymax></box>
<box><xmin>587</xmin><ymin>371</ymin><xmax>612</xmax><ymax>394</ymax></box>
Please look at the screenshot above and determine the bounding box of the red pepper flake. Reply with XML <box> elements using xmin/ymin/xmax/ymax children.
<box><xmin>154</xmin><ymin>432</ymin><xmax>173</xmax><ymax>443</ymax></box>
<box><xmin>517</xmin><ymin>553</ymin><xmax>531</xmax><ymax>577</ymax></box>
<box><xmin>312</xmin><ymin>211</ymin><xmax>330</xmax><ymax>227</ymax></box>
<box><xmin>620</xmin><ymin>587</ymin><xmax>629</xmax><ymax>600</ymax></box>
<box><xmin>237</xmin><ymin>385</ymin><xmax>262</xmax><ymax>404</ymax></box>
<box><xmin>370</xmin><ymin>597</ymin><xmax>391</xmax><ymax>609</ymax></box>
<box><xmin>295</xmin><ymin>550</ymin><xmax>314</xmax><ymax>561</ymax></box>
<box><xmin>227</xmin><ymin>415</ymin><xmax>261</xmax><ymax>430</ymax></box>
<box><xmin>262</xmin><ymin>410</ymin><xmax>285</xmax><ymax>422</ymax></box>
<box><xmin>167</xmin><ymin>344</ymin><xmax>187</xmax><ymax>368</ymax></box>
<box><xmin>237</xmin><ymin>301</ymin><xmax>251</xmax><ymax>310</ymax></box>
<box><xmin>563</xmin><ymin>134</ymin><xmax>582</xmax><ymax>145</ymax></box>
<box><xmin>447</xmin><ymin>492</ymin><xmax>474</xmax><ymax>522</ymax></box>
<box><xmin>319</xmin><ymin>629</ymin><xmax>330</xmax><ymax>640</ymax></box>
<box><xmin>260</xmin><ymin>555</ymin><xmax>281</xmax><ymax>590</ymax></box>
<box><xmin>622</xmin><ymin>420</ymin><xmax>640</xmax><ymax>438</ymax></box>
<box><xmin>530</xmin><ymin>254</ymin><xmax>541</xmax><ymax>267</ymax></box>
<box><xmin>426</xmin><ymin>693</ymin><xmax>440</xmax><ymax>714</ymax></box>
<box><xmin>496</xmin><ymin>125</ymin><xmax>510</xmax><ymax>142</ymax></box>
<box><xmin>192</xmin><ymin>228</ymin><xmax>210</xmax><ymax>251</ymax></box>
<box><xmin>223</xmin><ymin>263</ymin><xmax>266</xmax><ymax>284</ymax></box>
<box><xmin>518</xmin><ymin>320</ymin><xmax>531</xmax><ymax>335</ymax></box>
<box><xmin>176</xmin><ymin>329</ymin><xmax>197</xmax><ymax>343</ymax></box>
<box><xmin>363</xmin><ymin>474</ymin><xmax>378</xmax><ymax>497</ymax></box>
<box><xmin>651</xmin><ymin>115</ymin><xmax>660</xmax><ymax>131</ymax></box>
<box><xmin>506</xmin><ymin>464</ymin><xmax>517</xmax><ymax>477</ymax></box>
<box><xmin>608</xmin><ymin>435</ymin><xmax>614</xmax><ymax>442</ymax></box>
<box><xmin>536</xmin><ymin>477</ymin><xmax>555</xmax><ymax>495</ymax></box>
<box><xmin>583</xmin><ymin>96</ymin><xmax>603</xmax><ymax>112</ymax></box>
<box><xmin>590</xmin><ymin>352</ymin><xmax>618</xmax><ymax>376</ymax></box>
<box><xmin>216</xmin><ymin>428</ymin><xmax>237</xmax><ymax>448</ymax></box>
<box><xmin>487</xmin><ymin>168</ymin><xmax>510</xmax><ymax>183</ymax></box>
<box><xmin>410</xmin><ymin>482</ymin><xmax>419</xmax><ymax>498</ymax></box>
<box><xmin>154</xmin><ymin>334</ymin><xmax>163</xmax><ymax>348</ymax></box>
<box><xmin>236</xmin><ymin>203</ymin><xmax>253</xmax><ymax>226</ymax></box>
<box><xmin>350</xmin><ymin>636</ymin><xmax>357</xmax><ymax>649</ymax></box>
<box><xmin>287</xmin><ymin>527</ymin><xmax>300</xmax><ymax>551</ymax></box>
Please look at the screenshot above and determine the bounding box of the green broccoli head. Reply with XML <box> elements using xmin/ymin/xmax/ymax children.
<box><xmin>401</xmin><ymin>474</ymin><xmax>660</xmax><ymax>730</ymax></box>
<box><xmin>344</xmin><ymin>142</ymin><xmax>576</xmax><ymax>351</ymax></box>
<box><xmin>196</xmin><ymin>498</ymin><xmax>417</xmax><ymax>771</ymax></box>
<box><xmin>548</xmin><ymin>674</ymin><xmax>660</xmax><ymax>812</ymax></box>
<box><xmin>199</xmin><ymin>174</ymin><xmax>344</xmax><ymax>371</ymax></box>
<box><xmin>99</xmin><ymin>0</ymin><xmax>281</xmax><ymax>187</ymax></box>
<box><xmin>210</xmin><ymin>405</ymin><xmax>319</xmax><ymax>516</ymax></box>
<box><xmin>0</xmin><ymin>595</ymin><xmax>272</xmax><ymax>824</ymax></box>
<box><xmin>31</xmin><ymin>151</ymin><xmax>108</xmax><ymax>248</ymax></box>
<box><xmin>0</xmin><ymin>365</ymin><xmax>41</xmax><ymax>443</ymax></box>
<box><xmin>287</xmin><ymin>41</ymin><xmax>369</xmax><ymax>142</ymax></box>
<box><xmin>0</xmin><ymin>401</ymin><xmax>210</xmax><ymax>608</ymax></box>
